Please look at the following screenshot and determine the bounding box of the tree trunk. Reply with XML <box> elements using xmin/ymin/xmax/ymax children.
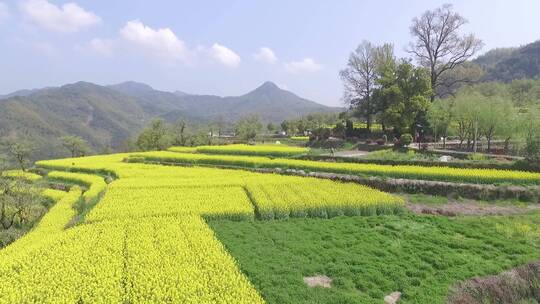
<box><xmin>473</xmin><ymin>121</ymin><xmax>478</xmax><ymax>153</ymax></box>
<box><xmin>486</xmin><ymin>127</ymin><xmax>494</xmax><ymax>154</ymax></box>
<box><xmin>443</xmin><ymin>136</ymin><xmax>446</xmax><ymax>150</ymax></box>
<box><xmin>504</xmin><ymin>137</ymin><xmax>511</xmax><ymax>154</ymax></box>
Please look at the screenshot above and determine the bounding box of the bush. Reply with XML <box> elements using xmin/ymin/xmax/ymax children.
<box><xmin>525</xmin><ymin>134</ymin><xmax>540</xmax><ymax>170</ymax></box>
<box><xmin>467</xmin><ymin>153</ymin><xmax>488</xmax><ymax>161</ymax></box>
<box><xmin>400</xmin><ymin>134</ymin><xmax>413</xmax><ymax>147</ymax></box>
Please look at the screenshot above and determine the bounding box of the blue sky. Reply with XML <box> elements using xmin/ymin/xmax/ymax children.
<box><xmin>0</xmin><ymin>0</ymin><xmax>539</xmax><ymax>106</ymax></box>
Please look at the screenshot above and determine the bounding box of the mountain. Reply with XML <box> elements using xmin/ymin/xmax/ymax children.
<box><xmin>475</xmin><ymin>40</ymin><xmax>540</xmax><ymax>82</ymax></box>
<box><xmin>0</xmin><ymin>88</ymin><xmax>48</xmax><ymax>99</ymax></box>
<box><xmin>0</xmin><ymin>81</ymin><xmax>150</xmax><ymax>159</ymax></box>
<box><xmin>1</xmin><ymin>80</ymin><xmax>338</xmax><ymax>160</ymax></box>
<box><xmin>157</xmin><ymin>81</ymin><xmax>340</xmax><ymax>123</ymax></box>
<box><xmin>108</xmin><ymin>80</ymin><xmax>340</xmax><ymax>123</ymax></box>
<box><xmin>108</xmin><ymin>82</ymin><xmax>189</xmax><ymax>116</ymax></box>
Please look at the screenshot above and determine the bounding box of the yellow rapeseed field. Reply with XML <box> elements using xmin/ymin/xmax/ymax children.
<box><xmin>0</xmin><ymin>152</ymin><xmax>403</xmax><ymax>302</ymax></box>
<box><xmin>136</xmin><ymin>151</ymin><xmax>540</xmax><ymax>185</ymax></box>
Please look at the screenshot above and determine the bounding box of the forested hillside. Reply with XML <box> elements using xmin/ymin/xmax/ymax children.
<box><xmin>475</xmin><ymin>40</ymin><xmax>540</xmax><ymax>81</ymax></box>
<box><xmin>0</xmin><ymin>81</ymin><xmax>338</xmax><ymax>160</ymax></box>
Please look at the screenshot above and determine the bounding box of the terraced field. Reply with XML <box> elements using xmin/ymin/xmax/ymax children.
<box><xmin>1</xmin><ymin>148</ymin><xmax>539</xmax><ymax>303</ymax></box>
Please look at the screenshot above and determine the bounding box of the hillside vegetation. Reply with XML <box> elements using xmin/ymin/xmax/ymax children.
<box><xmin>475</xmin><ymin>40</ymin><xmax>540</xmax><ymax>82</ymax></box>
<box><xmin>0</xmin><ymin>81</ymin><xmax>338</xmax><ymax>160</ymax></box>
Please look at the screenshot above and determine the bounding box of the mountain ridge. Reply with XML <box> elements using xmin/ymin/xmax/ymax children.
<box><xmin>0</xmin><ymin>80</ymin><xmax>340</xmax><ymax>160</ymax></box>
<box><xmin>474</xmin><ymin>40</ymin><xmax>540</xmax><ymax>81</ymax></box>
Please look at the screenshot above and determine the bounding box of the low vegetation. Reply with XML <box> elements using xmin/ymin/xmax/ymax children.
<box><xmin>209</xmin><ymin>214</ymin><xmax>540</xmax><ymax>304</ymax></box>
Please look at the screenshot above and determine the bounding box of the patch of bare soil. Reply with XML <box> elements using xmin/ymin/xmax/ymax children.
<box><xmin>384</xmin><ymin>291</ymin><xmax>402</xmax><ymax>304</ymax></box>
<box><xmin>447</xmin><ymin>262</ymin><xmax>540</xmax><ymax>304</ymax></box>
<box><xmin>407</xmin><ymin>201</ymin><xmax>540</xmax><ymax>217</ymax></box>
<box><xmin>303</xmin><ymin>275</ymin><xmax>332</xmax><ymax>288</ymax></box>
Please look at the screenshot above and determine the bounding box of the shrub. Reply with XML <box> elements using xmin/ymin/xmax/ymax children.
<box><xmin>467</xmin><ymin>153</ymin><xmax>488</xmax><ymax>161</ymax></box>
<box><xmin>400</xmin><ymin>134</ymin><xmax>413</xmax><ymax>147</ymax></box>
<box><xmin>525</xmin><ymin>134</ymin><xmax>540</xmax><ymax>170</ymax></box>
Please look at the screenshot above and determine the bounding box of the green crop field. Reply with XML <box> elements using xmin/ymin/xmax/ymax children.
<box><xmin>1</xmin><ymin>146</ymin><xmax>538</xmax><ymax>303</ymax></box>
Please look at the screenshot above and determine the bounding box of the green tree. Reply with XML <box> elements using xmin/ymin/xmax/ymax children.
<box><xmin>509</xmin><ymin>79</ymin><xmax>540</xmax><ymax>106</ymax></box>
<box><xmin>235</xmin><ymin>115</ymin><xmax>262</xmax><ymax>142</ymax></box>
<box><xmin>426</xmin><ymin>99</ymin><xmax>453</xmax><ymax>148</ymax></box>
<box><xmin>171</xmin><ymin>120</ymin><xmax>188</xmax><ymax>146</ymax></box>
<box><xmin>6</xmin><ymin>141</ymin><xmax>34</xmax><ymax>172</ymax></box>
<box><xmin>522</xmin><ymin>107</ymin><xmax>540</xmax><ymax>168</ymax></box>
<box><xmin>60</xmin><ymin>135</ymin><xmax>89</xmax><ymax>157</ymax></box>
<box><xmin>136</xmin><ymin>119</ymin><xmax>170</xmax><ymax>151</ymax></box>
<box><xmin>374</xmin><ymin>59</ymin><xmax>432</xmax><ymax>135</ymax></box>
<box><xmin>452</xmin><ymin>91</ymin><xmax>485</xmax><ymax>152</ymax></box>
<box><xmin>266</xmin><ymin>123</ymin><xmax>277</xmax><ymax>134</ymax></box>
<box><xmin>478</xmin><ymin>97</ymin><xmax>513</xmax><ymax>153</ymax></box>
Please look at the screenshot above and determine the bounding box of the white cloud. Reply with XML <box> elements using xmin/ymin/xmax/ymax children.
<box><xmin>253</xmin><ymin>47</ymin><xmax>277</xmax><ymax>64</ymax></box>
<box><xmin>89</xmin><ymin>38</ymin><xmax>114</xmax><ymax>57</ymax></box>
<box><xmin>120</xmin><ymin>20</ymin><xmax>188</xmax><ymax>61</ymax></box>
<box><xmin>285</xmin><ymin>58</ymin><xmax>322</xmax><ymax>73</ymax></box>
<box><xmin>0</xmin><ymin>2</ymin><xmax>10</xmax><ymax>24</ymax></box>
<box><xmin>209</xmin><ymin>43</ymin><xmax>241</xmax><ymax>68</ymax></box>
<box><xmin>20</xmin><ymin>0</ymin><xmax>101</xmax><ymax>33</ymax></box>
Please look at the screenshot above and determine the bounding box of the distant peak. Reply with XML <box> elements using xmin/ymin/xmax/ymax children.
<box><xmin>61</xmin><ymin>81</ymin><xmax>101</xmax><ymax>90</ymax></box>
<box><xmin>110</xmin><ymin>81</ymin><xmax>154</xmax><ymax>92</ymax></box>
<box><xmin>256</xmin><ymin>81</ymin><xmax>280</xmax><ymax>91</ymax></box>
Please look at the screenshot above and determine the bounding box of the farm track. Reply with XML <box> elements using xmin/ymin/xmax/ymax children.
<box><xmin>406</xmin><ymin>201</ymin><xmax>540</xmax><ymax>217</ymax></box>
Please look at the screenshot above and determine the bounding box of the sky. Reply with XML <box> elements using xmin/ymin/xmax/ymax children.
<box><xmin>0</xmin><ymin>0</ymin><xmax>539</xmax><ymax>106</ymax></box>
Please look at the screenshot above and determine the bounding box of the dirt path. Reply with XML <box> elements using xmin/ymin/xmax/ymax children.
<box><xmin>322</xmin><ymin>150</ymin><xmax>369</xmax><ymax>158</ymax></box>
<box><xmin>406</xmin><ymin>201</ymin><xmax>540</xmax><ymax>216</ymax></box>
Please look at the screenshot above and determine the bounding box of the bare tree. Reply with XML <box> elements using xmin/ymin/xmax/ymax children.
<box><xmin>436</xmin><ymin>62</ymin><xmax>484</xmax><ymax>98</ymax></box>
<box><xmin>408</xmin><ymin>4</ymin><xmax>483</xmax><ymax>101</ymax></box>
<box><xmin>339</xmin><ymin>41</ymin><xmax>378</xmax><ymax>132</ymax></box>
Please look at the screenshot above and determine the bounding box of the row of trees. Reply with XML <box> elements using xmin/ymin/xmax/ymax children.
<box><xmin>2</xmin><ymin>136</ymin><xmax>90</xmax><ymax>172</ymax></box>
<box><xmin>136</xmin><ymin>116</ymin><xmax>265</xmax><ymax>151</ymax></box>
<box><xmin>280</xmin><ymin>113</ymin><xmax>339</xmax><ymax>135</ymax></box>
<box><xmin>428</xmin><ymin>85</ymin><xmax>540</xmax><ymax>153</ymax></box>
<box><xmin>340</xmin><ymin>4</ymin><xmax>482</xmax><ymax>135</ymax></box>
